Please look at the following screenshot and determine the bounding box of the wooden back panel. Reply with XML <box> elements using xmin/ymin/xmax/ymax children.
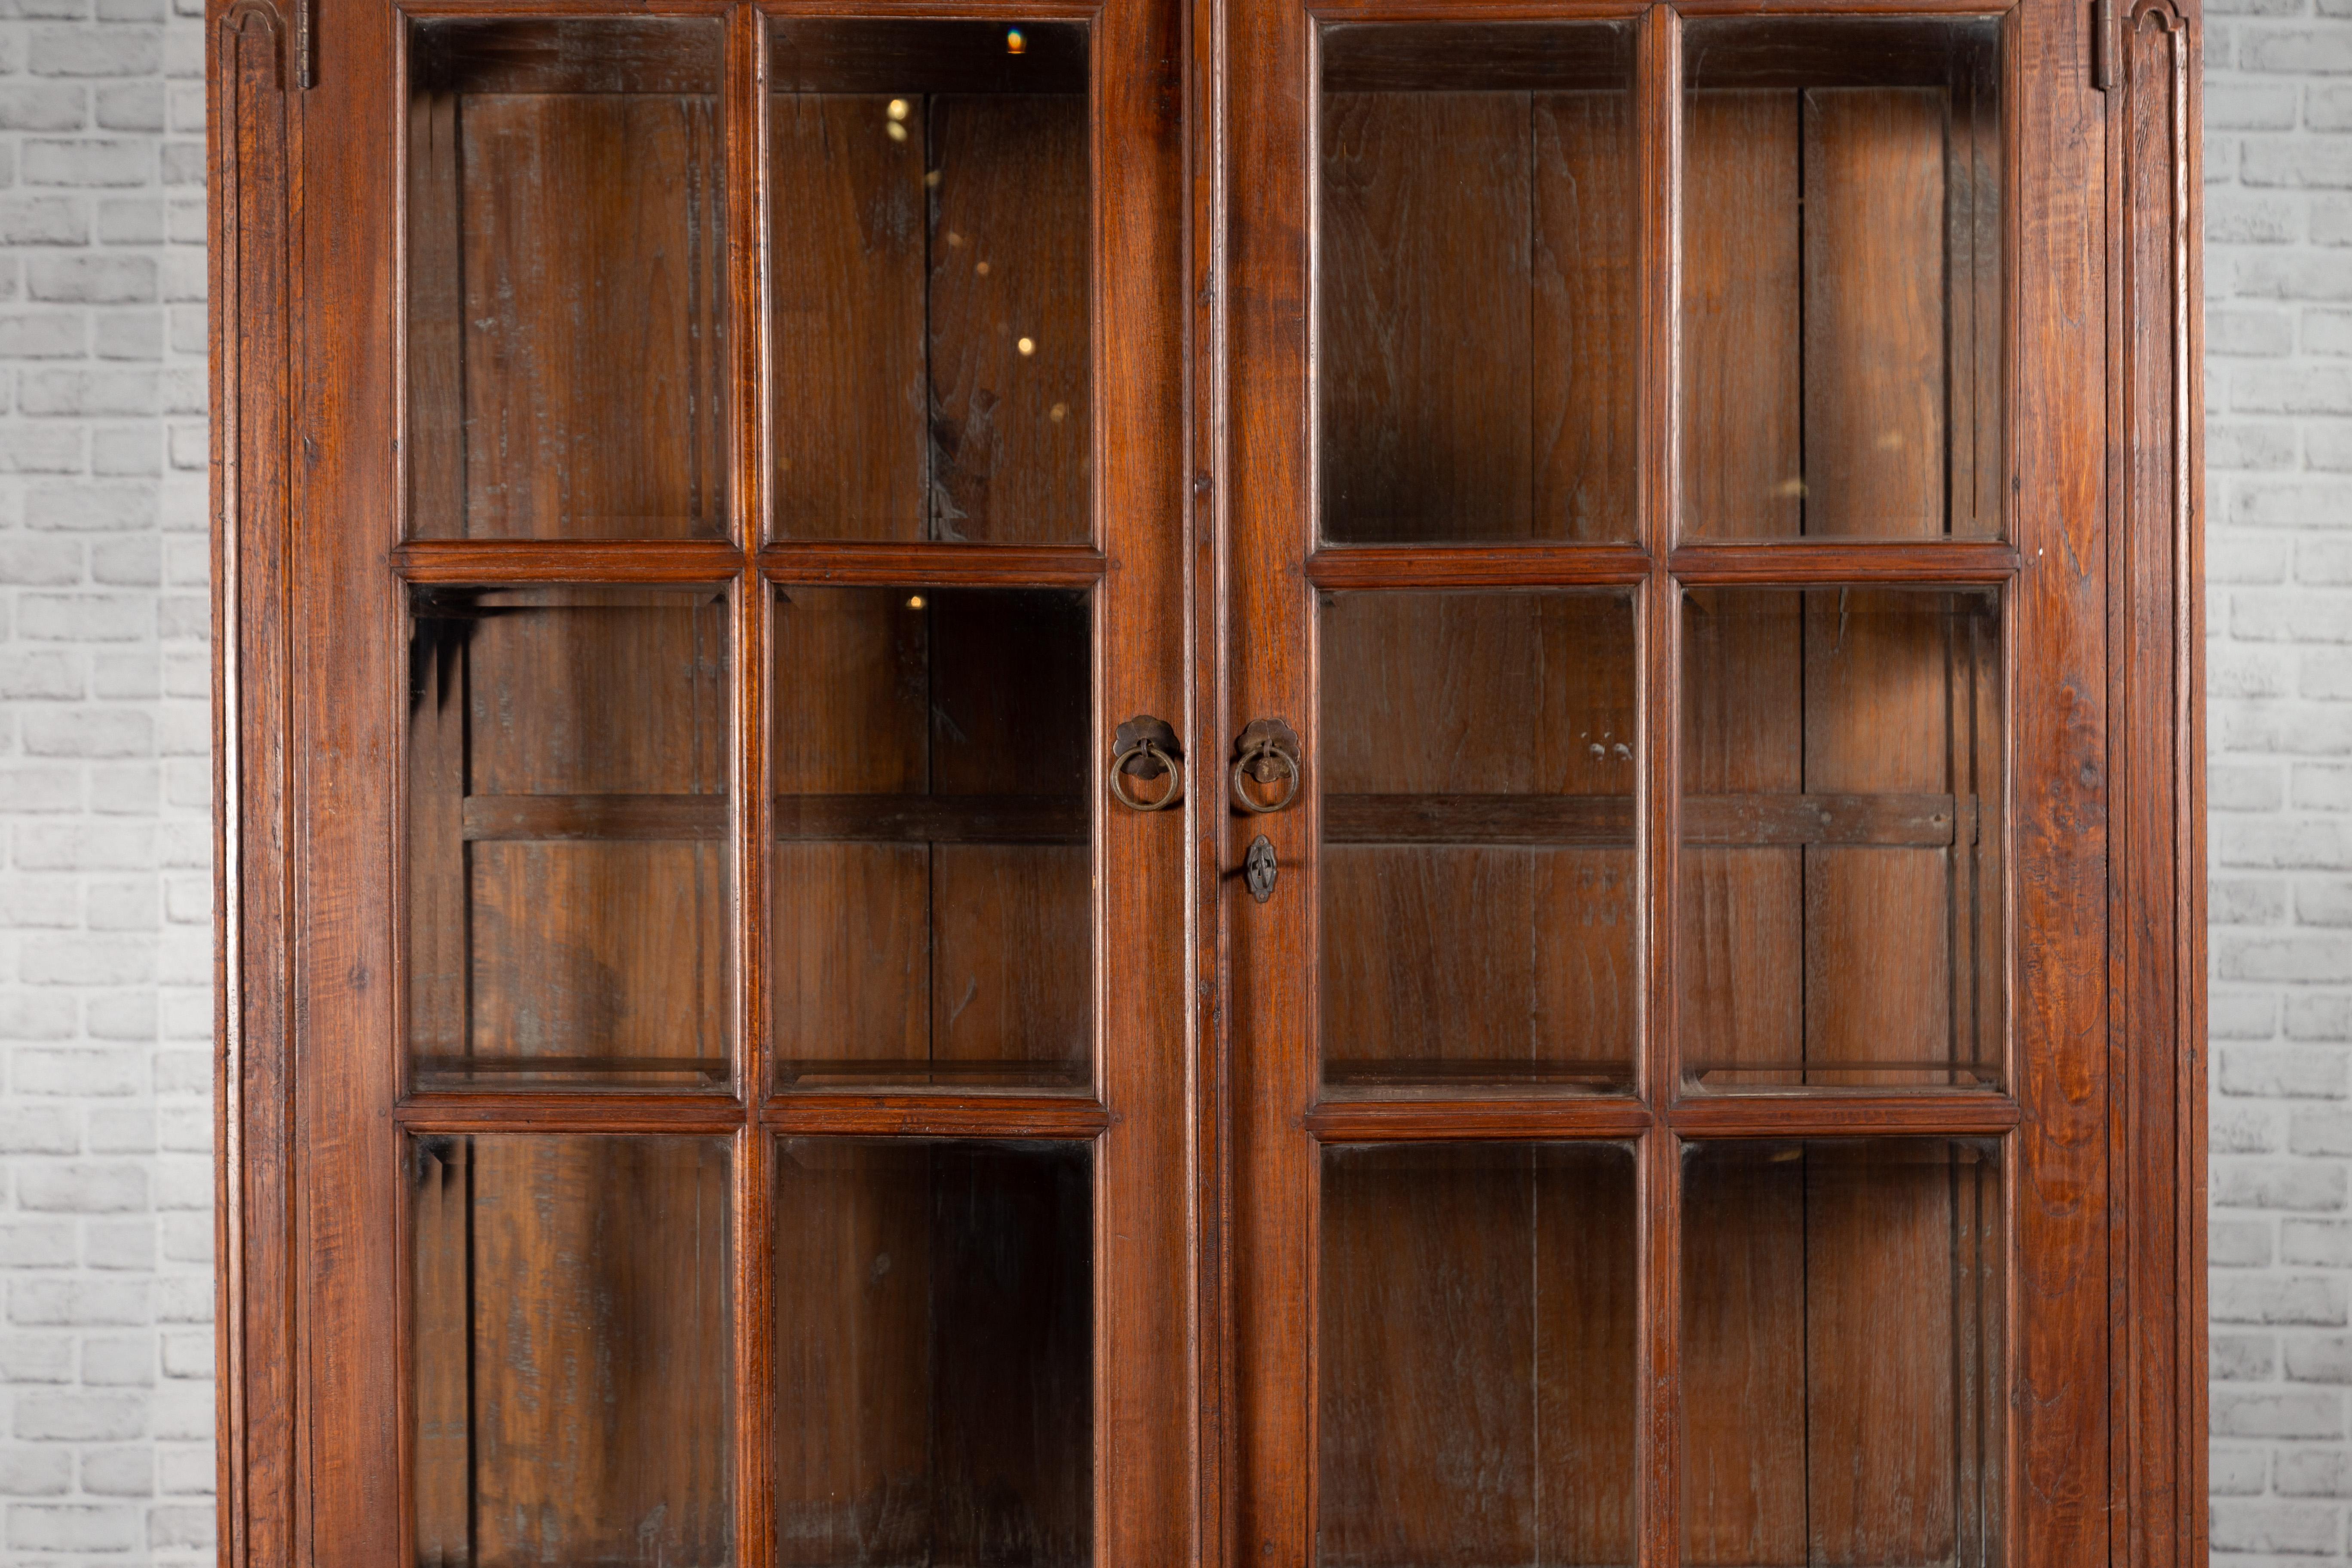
<box><xmin>413</xmin><ymin>1136</ymin><xmax>735</xmax><ymax>1568</ymax></box>
<box><xmin>770</xmin><ymin>588</ymin><xmax>1090</xmax><ymax>1087</ymax></box>
<box><xmin>1318</xmin><ymin>1143</ymin><xmax>1635</xmax><ymax>1567</ymax></box>
<box><xmin>1319</xmin><ymin>592</ymin><xmax>1638</xmax><ymax>1086</ymax></box>
<box><xmin>773</xmin><ymin>1139</ymin><xmax>1093</xmax><ymax>1567</ymax></box>
<box><xmin>406</xmin><ymin>19</ymin><xmax>731</xmax><ymax>540</ymax></box>
<box><xmin>407</xmin><ymin>591</ymin><xmax>731</xmax><ymax>1085</ymax></box>
<box><xmin>1681</xmin><ymin>22</ymin><xmax>2002</xmax><ymax>540</ymax></box>
<box><xmin>1318</xmin><ymin>84</ymin><xmax>1634</xmax><ymax>543</ymax></box>
<box><xmin>771</xmin><ymin>79</ymin><xmax>1088</xmax><ymax>543</ymax></box>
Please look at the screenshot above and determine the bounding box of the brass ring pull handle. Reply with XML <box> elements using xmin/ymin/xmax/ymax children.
<box><xmin>1229</xmin><ymin>718</ymin><xmax>1302</xmax><ymax>815</ymax></box>
<box><xmin>1110</xmin><ymin>715</ymin><xmax>1185</xmax><ymax>812</ymax></box>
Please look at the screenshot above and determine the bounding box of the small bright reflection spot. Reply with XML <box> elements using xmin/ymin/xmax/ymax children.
<box><xmin>1049</xmin><ymin>402</ymin><xmax>1068</xmax><ymax>423</ymax></box>
<box><xmin>887</xmin><ymin>98</ymin><xmax>910</xmax><ymax>122</ymax></box>
<box><xmin>886</xmin><ymin>121</ymin><xmax>908</xmax><ymax>142</ymax></box>
<box><xmin>906</xmin><ymin>594</ymin><xmax>926</xmax><ymax>610</ymax></box>
<box><xmin>925</xmin><ymin>169</ymin><xmax>943</xmax><ymax>188</ymax></box>
<box><xmin>975</xmin><ymin>260</ymin><xmax>991</xmax><ymax>276</ymax></box>
<box><xmin>1769</xmin><ymin>1147</ymin><xmax>1803</xmax><ymax>1163</ymax></box>
<box><xmin>1006</xmin><ymin>27</ymin><xmax>1026</xmax><ymax>52</ymax></box>
<box><xmin>1017</xmin><ymin>336</ymin><xmax>1035</xmax><ymax>356</ymax></box>
<box><xmin>945</xmin><ymin>230</ymin><xmax>965</xmax><ymax>248</ymax></box>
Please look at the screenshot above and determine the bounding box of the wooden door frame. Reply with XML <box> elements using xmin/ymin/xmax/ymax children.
<box><xmin>210</xmin><ymin>0</ymin><xmax>2204</xmax><ymax>1560</ymax></box>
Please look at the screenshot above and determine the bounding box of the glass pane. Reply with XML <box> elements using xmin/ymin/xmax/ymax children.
<box><xmin>1320</xmin><ymin>590</ymin><xmax>1637</xmax><ymax>1093</ymax></box>
<box><xmin>408</xmin><ymin>587</ymin><xmax>732</xmax><ymax>1089</ymax></box>
<box><xmin>1317</xmin><ymin>22</ymin><xmax>1635</xmax><ymax>545</ymax></box>
<box><xmin>413</xmin><ymin>1136</ymin><xmax>734</xmax><ymax>1568</ymax></box>
<box><xmin>1681</xmin><ymin>17</ymin><xmax>2003</xmax><ymax>540</ymax></box>
<box><xmin>1682</xmin><ymin>1139</ymin><xmax>2003</xmax><ymax>1566</ymax></box>
<box><xmin>769</xmin><ymin>21</ymin><xmax>1090</xmax><ymax>543</ymax></box>
<box><xmin>775</xmin><ymin>1139</ymin><xmax>1092</xmax><ymax>1567</ymax></box>
<box><xmin>406</xmin><ymin>19</ymin><xmax>728</xmax><ymax>540</ymax></box>
<box><xmin>1679</xmin><ymin>588</ymin><xmax>2002</xmax><ymax>1090</ymax></box>
<box><xmin>772</xmin><ymin>587</ymin><xmax>1090</xmax><ymax>1090</ymax></box>
<box><xmin>1320</xmin><ymin>1142</ymin><xmax>1636</xmax><ymax>1566</ymax></box>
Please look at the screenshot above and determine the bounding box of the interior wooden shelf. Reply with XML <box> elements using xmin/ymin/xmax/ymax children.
<box><xmin>456</xmin><ymin>790</ymin><xmax>1975</xmax><ymax>848</ymax></box>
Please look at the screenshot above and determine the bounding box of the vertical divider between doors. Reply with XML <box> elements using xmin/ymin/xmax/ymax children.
<box><xmin>726</xmin><ymin>9</ymin><xmax>775</xmax><ymax>1568</ymax></box>
<box><xmin>1187</xmin><ymin>0</ymin><xmax>1235</xmax><ymax>1554</ymax></box>
<box><xmin>1634</xmin><ymin>9</ymin><xmax>1682</xmax><ymax>1567</ymax></box>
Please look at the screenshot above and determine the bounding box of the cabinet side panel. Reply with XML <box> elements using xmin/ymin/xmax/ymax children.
<box><xmin>212</xmin><ymin>7</ymin><xmax>297</xmax><ymax>1568</ymax></box>
<box><xmin>2008</xmin><ymin>0</ymin><xmax>2113</xmax><ymax>1562</ymax></box>
<box><xmin>2117</xmin><ymin>1</ymin><xmax>2206</xmax><ymax>1562</ymax></box>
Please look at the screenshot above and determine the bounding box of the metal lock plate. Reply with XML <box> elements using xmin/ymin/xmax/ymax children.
<box><xmin>1244</xmin><ymin>835</ymin><xmax>1278</xmax><ymax>904</ymax></box>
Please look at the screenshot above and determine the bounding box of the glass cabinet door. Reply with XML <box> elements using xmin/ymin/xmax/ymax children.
<box><xmin>389</xmin><ymin>4</ymin><xmax>1188</xmax><ymax>1565</ymax></box>
<box><xmin>1230</xmin><ymin>1</ymin><xmax>2109</xmax><ymax>1564</ymax></box>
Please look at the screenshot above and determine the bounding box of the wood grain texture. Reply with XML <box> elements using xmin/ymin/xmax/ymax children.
<box><xmin>1804</xmin><ymin>88</ymin><xmax>1948</xmax><ymax>538</ymax></box>
<box><xmin>213</xmin><ymin>1</ymin><xmax>2199</xmax><ymax>1565</ymax></box>
<box><xmin>1319</xmin><ymin>92</ymin><xmax>1531</xmax><ymax>543</ymax></box>
<box><xmin>413</xmin><ymin>24</ymin><xmax>730</xmax><ymax>539</ymax></box>
<box><xmin>408</xmin><ymin>591</ymin><xmax>732</xmax><ymax>1087</ymax></box>
<box><xmin>767</xmin><ymin>586</ymin><xmax>1090</xmax><ymax>1089</ymax></box>
<box><xmin>1318</xmin><ymin>80</ymin><xmax>1634</xmax><ymax>544</ymax></box>
<box><xmin>1317</xmin><ymin>1144</ymin><xmax>1635</xmax><ymax>1567</ymax></box>
<box><xmin>1320</xmin><ymin>592</ymin><xmax>1637</xmax><ymax>1087</ymax></box>
<box><xmin>772</xmin><ymin>1140</ymin><xmax>1093</xmax><ymax>1568</ymax></box>
<box><xmin>1681</xmin><ymin>1141</ymin><xmax>2002</xmax><ymax>1566</ymax></box>
<box><xmin>770</xmin><ymin>94</ymin><xmax>928</xmax><ymax>541</ymax></box>
<box><xmin>2116</xmin><ymin>2</ymin><xmax>2208</xmax><ymax>1562</ymax></box>
<box><xmin>422</xmin><ymin>1136</ymin><xmax>735</xmax><ymax>1568</ymax></box>
<box><xmin>1681</xmin><ymin>89</ymin><xmax>1800</xmax><ymax>540</ymax></box>
<box><xmin>926</xmin><ymin>94</ymin><xmax>1090</xmax><ymax>544</ymax></box>
<box><xmin>1681</xmin><ymin>32</ymin><xmax>2003</xmax><ymax>543</ymax></box>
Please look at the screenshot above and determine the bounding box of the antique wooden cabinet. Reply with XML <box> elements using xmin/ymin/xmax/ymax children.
<box><xmin>209</xmin><ymin>0</ymin><xmax>2208</xmax><ymax>1560</ymax></box>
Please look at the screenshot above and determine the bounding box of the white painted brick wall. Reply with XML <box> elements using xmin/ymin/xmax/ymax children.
<box><xmin>0</xmin><ymin>0</ymin><xmax>2333</xmax><ymax>1562</ymax></box>
<box><xmin>2211</xmin><ymin>4</ymin><xmax>2352</xmax><ymax>1562</ymax></box>
<box><xmin>0</xmin><ymin>0</ymin><xmax>211</xmax><ymax>1559</ymax></box>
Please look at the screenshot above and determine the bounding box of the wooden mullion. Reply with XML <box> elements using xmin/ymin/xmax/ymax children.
<box><xmin>392</xmin><ymin>1095</ymin><xmax>751</xmax><ymax>1133</ymax></box>
<box><xmin>1634</xmin><ymin>9</ymin><xmax>1680</xmax><ymax>1568</ymax></box>
<box><xmin>1305</xmin><ymin>543</ymin><xmax>1651</xmax><ymax>588</ymax></box>
<box><xmin>1302</xmin><ymin>1098</ymin><xmax>1653</xmax><ymax>1142</ymax></box>
<box><xmin>757</xmin><ymin>541</ymin><xmax>1109</xmax><ymax>585</ymax></box>
<box><xmin>725</xmin><ymin>11</ymin><xmax>774</xmax><ymax>1567</ymax></box>
<box><xmin>1663</xmin><ymin>1092</ymin><xmax>2024</xmax><ymax>1139</ymax></box>
<box><xmin>394</xmin><ymin>539</ymin><xmax>749</xmax><ymax>583</ymax></box>
<box><xmin>759</xmin><ymin>1095</ymin><xmax>1112</xmax><ymax>1139</ymax></box>
<box><xmin>1670</xmin><ymin>539</ymin><xmax>2020</xmax><ymax>584</ymax></box>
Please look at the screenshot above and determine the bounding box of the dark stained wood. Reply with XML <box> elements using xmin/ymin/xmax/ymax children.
<box><xmin>1533</xmin><ymin>88</ymin><xmax>1637</xmax><ymax>540</ymax></box>
<box><xmin>1317</xmin><ymin>1145</ymin><xmax>1636</xmax><ymax>1567</ymax></box>
<box><xmin>2116</xmin><ymin>3</ymin><xmax>2208</xmax><ymax>1563</ymax></box>
<box><xmin>1304</xmin><ymin>1099</ymin><xmax>1651</xmax><ymax>1142</ymax></box>
<box><xmin>769</xmin><ymin>92</ymin><xmax>928</xmax><ymax>541</ymax></box>
<box><xmin>1804</xmin><ymin>87</ymin><xmax>1948</xmax><ymax>539</ymax></box>
<box><xmin>925</xmin><ymin>93</ymin><xmax>1090</xmax><ymax>545</ymax></box>
<box><xmin>1305</xmin><ymin>543</ymin><xmax>1650</xmax><ymax>588</ymax></box>
<box><xmin>217</xmin><ymin>0</ymin><xmax>2203</xmax><ymax>1562</ymax></box>
<box><xmin>211</xmin><ymin>12</ymin><xmax>297</xmax><ymax>1568</ymax></box>
<box><xmin>1317</xmin><ymin>70</ymin><xmax>1634</xmax><ymax>544</ymax></box>
<box><xmin>2008</xmin><ymin>0</ymin><xmax>2120</xmax><ymax>1557</ymax></box>
<box><xmin>1319</xmin><ymin>20</ymin><xmax>1631</xmax><ymax>92</ymax></box>
<box><xmin>446</xmin><ymin>1136</ymin><xmax>735</xmax><ymax>1567</ymax></box>
<box><xmin>768</xmin><ymin>17</ymin><xmax>1090</xmax><ymax>95</ymax></box>
<box><xmin>1671</xmin><ymin>539</ymin><xmax>2021</xmax><ymax>582</ymax></box>
<box><xmin>1319</xmin><ymin>90</ymin><xmax>1532</xmax><ymax>543</ymax></box>
<box><xmin>411</xmin><ymin>17</ymin><xmax>723</xmax><ymax>95</ymax></box>
<box><xmin>1681</xmin><ymin>86</ymin><xmax>1799</xmax><ymax>540</ymax></box>
<box><xmin>409</xmin><ymin>23</ymin><xmax>731</xmax><ymax>540</ymax></box>
<box><xmin>1320</xmin><ymin>591</ymin><xmax>1638</xmax><ymax>1086</ymax></box>
<box><xmin>1682</xmin><ymin>15</ymin><xmax>2000</xmax><ymax>89</ymax></box>
<box><xmin>395</xmin><ymin>538</ymin><xmax>745</xmax><ymax>582</ymax></box>
<box><xmin>772</xmin><ymin>1141</ymin><xmax>1093</xmax><ymax>1567</ymax></box>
